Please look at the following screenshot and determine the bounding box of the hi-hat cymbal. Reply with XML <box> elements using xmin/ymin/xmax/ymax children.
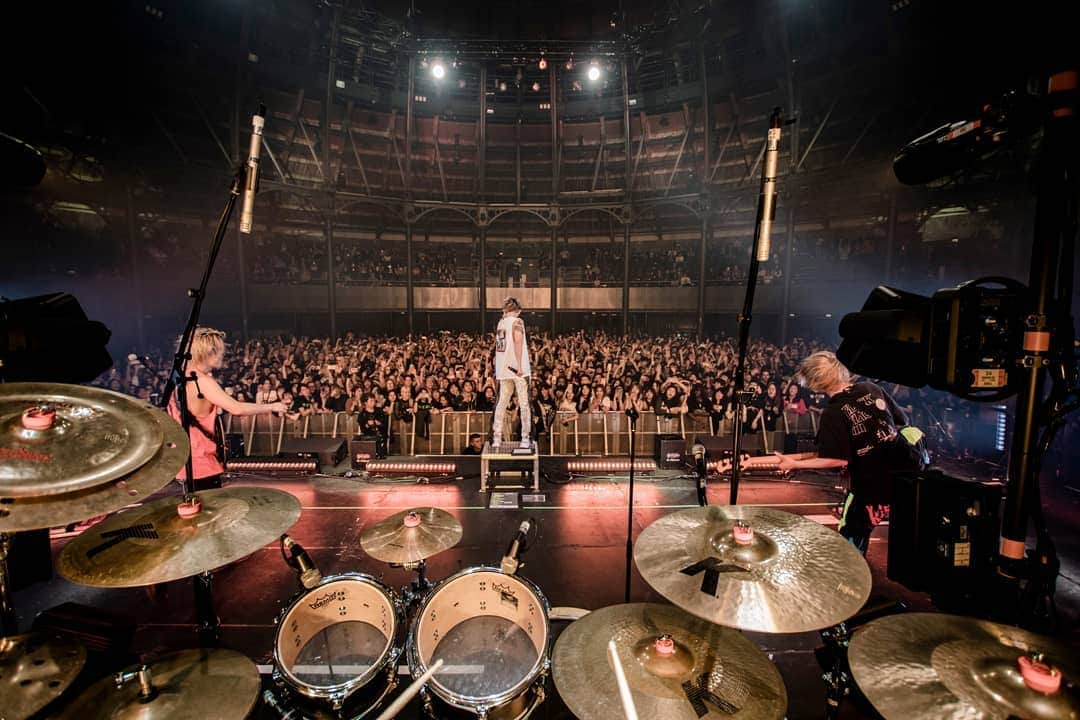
<box><xmin>56</xmin><ymin>648</ymin><xmax>260</xmax><ymax>720</ymax></box>
<box><xmin>0</xmin><ymin>383</ymin><xmax>165</xmax><ymax>497</ymax></box>
<box><xmin>56</xmin><ymin>486</ymin><xmax>301</xmax><ymax>587</ymax></box>
<box><xmin>0</xmin><ymin>403</ymin><xmax>187</xmax><ymax>533</ymax></box>
<box><xmin>360</xmin><ymin>507</ymin><xmax>462</xmax><ymax>564</ymax></box>
<box><xmin>553</xmin><ymin>603</ymin><xmax>787</xmax><ymax>720</ymax></box>
<box><xmin>633</xmin><ymin>505</ymin><xmax>871</xmax><ymax>634</ymax></box>
<box><xmin>849</xmin><ymin>612</ymin><xmax>1079</xmax><ymax>720</ymax></box>
<box><xmin>0</xmin><ymin>633</ymin><xmax>86</xmax><ymax>720</ymax></box>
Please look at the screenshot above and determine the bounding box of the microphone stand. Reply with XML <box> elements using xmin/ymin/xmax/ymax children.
<box><xmin>158</xmin><ymin>108</ymin><xmax>261</xmax><ymax>647</ymax></box>
<box><xmin>729</xmin><ymin>108</ymin><xmax>782</xmax><ymax>506</ymax></box>
<box><xmin>624</xmin><ymin>406</ymin><xmax>639</xmax><ymax>603</ymax></box>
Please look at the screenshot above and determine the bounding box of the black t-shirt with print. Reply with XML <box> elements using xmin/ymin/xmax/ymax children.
<box><xmin>816</xmin><ymin>381</ymin><xmax>909</xmax><ymax>504</ymax></box>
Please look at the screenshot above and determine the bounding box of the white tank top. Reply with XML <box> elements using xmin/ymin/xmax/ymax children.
<box><xmin>495</xmin><ymin>315</ymin><xmax>531</xmax><ymax>379</ymax></box>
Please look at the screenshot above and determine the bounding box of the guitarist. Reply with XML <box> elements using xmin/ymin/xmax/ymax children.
<box><xmin>744</xmin><ymin>350</ymin><xmax>924</xmax><ymax>554</ymax></box>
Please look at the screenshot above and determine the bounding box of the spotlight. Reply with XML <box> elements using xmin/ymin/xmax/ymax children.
<box><xmin>532</xmin><ymin>81</ymin><xmax>541</xmax><ymax>92</ymax></box>
<box><xmin>538</xmin><ymin>56</ymin><xmax>547</xmax><ymax>71</ymax></box>
<box><xmin>458</xmin><ymin>79</ymin><xmax>466</xmax><ymax>89</ymax></box>
<box><xmin>587</xmin><ymin>62</ymin><xmax>601</xmax><ymax>82</ymax></box>
<box><xmin>499</xmin><ymin>81</ymin><xmax>508</xmax><ymax>92</ymax></box>
<box><xmin>565</xmin><ymin>57</ymin><xmax>574</xmax><ymax>71</ymax></box>
<box><xmin>432</xmin><ymin>62</ymin><xmax>446</xmax><ymax>79</ymax></box>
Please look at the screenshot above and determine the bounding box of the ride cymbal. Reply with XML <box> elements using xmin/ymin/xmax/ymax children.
<box><xmin>849</xmin><ymin>612</ymin><xmax>1079</xmax><ymax>720</ymax></box>
<box><xmin>633</xmin><ymin>505</ymin><xmax>871</xmax><ymax>633</ymax></box>
<box><xmin>0</xmin><ymin>633</ymin><xmax>86</xmax><ymax>720</ymax></box>
<box><xmin>56</xmin><ymin>648</ymin><xmax>260</xmax><ymax>720</ymax></box>
<box><xmin>360</xmin><ymin>507</ymin><xmax>463</xmax><ymax>564</ymax></box>
<box><xmin>0</xmin><ymin>383</ymin><xmax>164</xmax><ymax>497</ymax></box>
<box><xmin>553</xmin><ymin>603</ymin><xmax>787</xmax><ymax>720</ymax></box>
<box><xmin>56</xmin><ymin>486</ymin><xmax>301</xmax><ymax>587</ymax></box>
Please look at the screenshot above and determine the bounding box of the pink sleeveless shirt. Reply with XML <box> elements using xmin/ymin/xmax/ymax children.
<box><xmin>168</xmin><ymin>375</ymin><xmax>225</xmax><ymax>480</ymax></box>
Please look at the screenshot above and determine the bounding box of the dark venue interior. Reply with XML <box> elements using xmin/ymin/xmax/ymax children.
<box><xmin>2</xmin><ymin>1</ymin><xmax>1078</xmax><ymax>719</ymax></box>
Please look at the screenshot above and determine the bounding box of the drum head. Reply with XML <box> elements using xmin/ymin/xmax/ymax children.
<box><xmin>412</xmin><ymin>568</ymin><xmax>549</xmax><ymax>707</ymax></box>
<box><xmin>275</xmin><ymin>575</ymin><xmax>399</xmax><ymax>696</ymax></box>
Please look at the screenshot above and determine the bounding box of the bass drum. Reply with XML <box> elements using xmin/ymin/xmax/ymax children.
<box><xmin>273</xmin><ymin>573</ymin><xmax>405</xmax><ymax>718</ymax></box>
<box><xmin>408</xmin><ymin>567</ymin><xmax>551</xmax><ymax>720</ymax></box>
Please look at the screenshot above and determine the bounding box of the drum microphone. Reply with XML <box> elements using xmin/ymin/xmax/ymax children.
<box><xmin>754</xmin><ymin>108</ymin><xmax>783</xmax><ymax>262</ymax></box>
<box><xmin>281</xmin><ymin>534</ymin><xmax>321</xmax><ymax>589</ymax></box>
<box><xmin>691</xmin><ymin>443</ymin><xmax>708</xmax><ymax>507</ymax></box>
<box><xmin>239</xmin><ymin>104</ymin><xmax>266</xmax><ymax>234</ymax></box>
<box><xmin>500</xmin><ymin>519</ymin><xmax>533</xmax><ymax>575</ymax></box>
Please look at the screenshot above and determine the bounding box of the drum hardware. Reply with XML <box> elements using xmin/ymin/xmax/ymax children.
<box><xmin>389</xmin><ymin>558</ymin><xmax>433</xmax><ymax>608</ymax></box>
<box><xmin>373</xmin><ymin>657</ymin><xmax>444</xmax><ymax>720</ymax></box>
<box><xmin>633</xmin><ymin>505</ymin><xmax>872</xmax><ymax>633</ymax></box>
<box><xmin>848</xmin><ymin>612</ymin><xmax>1079</xmax><ymax>719</ymax></box>
<box><xmin>0</xmin><ymin>632</ymin><xmax>86</xmax><ymax>720</ymax></box>
<box><xmin>815</xmin><ymin>600</ymin><xmax>908</xmax><ymax>719</ymax></box>
<box><xmin>263</xmin><ymin>688</ymin><xmax>302</xmax><ymax>720</ymax></box>
<box><xmin>551</xmin><ymin>603</ymin><xmax>787</xmax><ymax>720</ymax></box>
<box><xmin>56</xmin><ymin>648</ymin><xmax>261</xmax><ymax>720</ymax></box>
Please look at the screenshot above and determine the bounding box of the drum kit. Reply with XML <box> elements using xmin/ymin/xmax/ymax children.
<box><xmin>1</xmin><ymin>382</ymin><xmax>1077</xmax><ymax>720</ymax></box>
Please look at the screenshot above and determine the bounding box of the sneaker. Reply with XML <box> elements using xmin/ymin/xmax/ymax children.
<box><xmin>520</xmin><ymin>438</ymin><xmax>532</xmax><ymax>449</ymax></box>
<box><xmin>492</xmin><ymin>436</ymin><xmax>502</xmax><ymax>448</ymax></box>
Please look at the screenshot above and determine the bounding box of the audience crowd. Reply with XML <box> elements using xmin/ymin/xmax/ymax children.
<box><xmin>97</xmin><ymin>332</ymin><xmax>844</xmax><ymax>439</ymax></box>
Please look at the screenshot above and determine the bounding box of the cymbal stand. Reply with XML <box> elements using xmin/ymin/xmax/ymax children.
<box><xmin>392</xmin><ymin>559</ymin><xmax>433</xmax><ymax>608</ymax></box>
<box><xmin>0</xmin><ymin>533</ymin><xmax>16</xmax><ymax>635</ymax></box>
<box><xmin>816</xmin><ymin>600</ymin><xmax>906</xmax><ymax>719</ymax></box>
<box><xmin>623</xmin><ymin>406</ymin><xmax>639</xmax><ymax>603</ymax></box>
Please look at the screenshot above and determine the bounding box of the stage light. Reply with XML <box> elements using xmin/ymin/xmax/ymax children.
<box><xmin>532</xmin><ymin>81</ymin><xmax>541</xmax><ymax>92</ymax></box>
<box><xmin>458</xmin><ymin>79</ymin><xmax>466</xmax><ymax>89</ymax></box>
<box><xmin>565</xmin><ymin>57</ymin><xmax>574</xmax><ymax>71</ymax></box>
<box><xmin>587</xmin><ymin>62</ymin><xmax>601</xmax><ymax>82</ymax></box>
<box><xmin>499</xmin><ymin>81</ymin><xmax>508</xmax><ymax>92</ymax></box>
<box><xmin>538</xmin><ymin>56</ymin><xmax>547</xmax><ymax>71</ymax></box>
<box><xmin>432</xmin><ymin>62</ymin><xmax>446</xmax><ymax>79</ymax></box>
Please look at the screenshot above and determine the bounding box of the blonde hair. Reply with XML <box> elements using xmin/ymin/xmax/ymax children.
<box><xmin>797</xmin><ymin>351</ymin><xmax>852</xmax><ymax>394</ymax></box>
<box><xmin>502</xmin><ymin>297</ymin><xmax>521</xmax><ymax>313</ymax></box>
<box><xmin>189</xmin><ymin>327</ymin><xmax>226</xmax><ymax>366</ymax></box>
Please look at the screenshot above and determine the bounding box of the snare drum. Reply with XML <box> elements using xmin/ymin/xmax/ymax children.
<box><xmin>408</xmin><ymin>567</ymin><xmax>551</xmax><ymax>720</ymax></box>
<box><xmin>273</xmin><ymin>573</ymin><xmax>405</xmax><ymax>718</ymax></box>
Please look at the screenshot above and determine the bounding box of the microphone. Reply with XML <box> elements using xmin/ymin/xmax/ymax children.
<box><xmin>755</xmin><ymin>108</ymin><xmax>782</xmax><ymax>262</ymax></box>
<box><xmin>281</xmin><ymin>534</ymin><xmax>321</xmax><ymax>589</ymax></box>
<box><xmin>500</xmin><ymin>519</ymin><xmax>532</xmax><ymax>575</ymax></box>
<box><xmin>691</xmin><ymin>443</ymin><xmax>708</xmax><ymax>507</ymax></box>
<box><xmin>239</xmin><ymin>104</ymin><xmax>266</xmax><ymax>235</ymax></box>
<box><xmin>892</xmin><ymin>89</ymin><xmax>1039</xmax><ymax>186</ymax></box>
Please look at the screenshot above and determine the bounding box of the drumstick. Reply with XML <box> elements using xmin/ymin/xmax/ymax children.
<box><xmin>373</xmin><ymin>658</ymin><xmax>445</xmax><ymax>720</ymax></box>
<box><xmin>607</xmin><ymin>640</ymin><xmax>639</xmax><ymax>720</ymax></box>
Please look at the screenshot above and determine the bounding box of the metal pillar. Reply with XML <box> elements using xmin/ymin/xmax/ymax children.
<box><xmin>550</xmin><ymin>63</ymin><xmax>559</xmax><ymax>198</ymax></box>
<box><xmin>550</xmin><ymin>226</ymin><xmax>558</xmax><ymax>334</ymax></box>
<box><xmin>406</xmin><ymin>222</ymin><xmax>415</xmax><ymax>336</ymax></box>
<box><xmin>621</xmin><ymin>57</ymin><xmax>633</xmax><ymax>335</ymax></box>
<box><xmin>779</xmin><ymin>203</ymin><xmax>796</xmax><ymax>342</ymax></box>
<box><xmin>325</xmin><ymin>8</ymin><xmax>340</xmax><ymax>340</ymax></box>
<box><xmin>478</xmin><ymin>228</ymin><xmax>487</xmax><ymax>333</ymax></box>
<box><xmin>126</xmin><ymin>187</ymin><xmax>146</xmax><ymax>348</ymax></box>
<box><xmin>697</xmin><ymin>43</ymin><xmax>710</xmax><ymax>339</ymax></box>
<box><xmin>405</xmin><ymin>56</ymin><xmax>415</xmax><ymax>198</ymax></box>
<box><xmin>326</xmin><ymin>197</ymin><xmax>337</xmax><ymax>340</ymax></box>
<box><xmin>697</xmin><ymin>214</ymin><xmax>708</xmax><ymax>338</ymax></box>
<box><xmin>622</xmin><ymin>223</ymin><xmax>631</xmax><ymax>335</ymax></box>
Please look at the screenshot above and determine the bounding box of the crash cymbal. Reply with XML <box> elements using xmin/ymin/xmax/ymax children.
<box><xmin>0</xmin><ymin>404</ymin><xmax>187</xmax><ymax>533</ymax></box>
<box><xmin>849</xmin><ymin>612</ymin><xmax>1079</xmax><ymax>720</ymax></box>
<box><xmin>0</xmin><ymin>383</ymin><xmax>165</xmax><ymax>497</ymax></box>
<box><xmin>0</xmin><ymin>633</ymin><xmax>86</xmax><ymax>720</ymax></box>
<box><xmin>56</xmin><ymin>486</ymin><xmax>301</xmax><ymax>587</ymax></box>
<box><xmin>633</xmin><ymin>505</ymin><xmax>871</xmax><ymax>634</ymax></box>
<box><xmin>56</xmin><ymin>648</ymin><xmax>260</xmax><ymax>720</ymax></box>
<box><xmin>553</xmin><ymin>603</ymin><xmax>786</xmax><ymax>720</ymax></box>
<box><xmin>360</xmin><ymin>507</ymin><xmax>462</xmax><ymax>564</ymax></box>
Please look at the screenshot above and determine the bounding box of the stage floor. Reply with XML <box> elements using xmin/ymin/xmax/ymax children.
<box><xmin>12</xmin><ymin>456</ymin><xmax>1080</xmax><ymax>720</ymax></box>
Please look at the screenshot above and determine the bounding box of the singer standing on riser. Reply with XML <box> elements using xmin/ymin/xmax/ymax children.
<box><xmin>492</xmin><ymin>297</ymin><xmax>532</xmax><ymax>448</ymax></box>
